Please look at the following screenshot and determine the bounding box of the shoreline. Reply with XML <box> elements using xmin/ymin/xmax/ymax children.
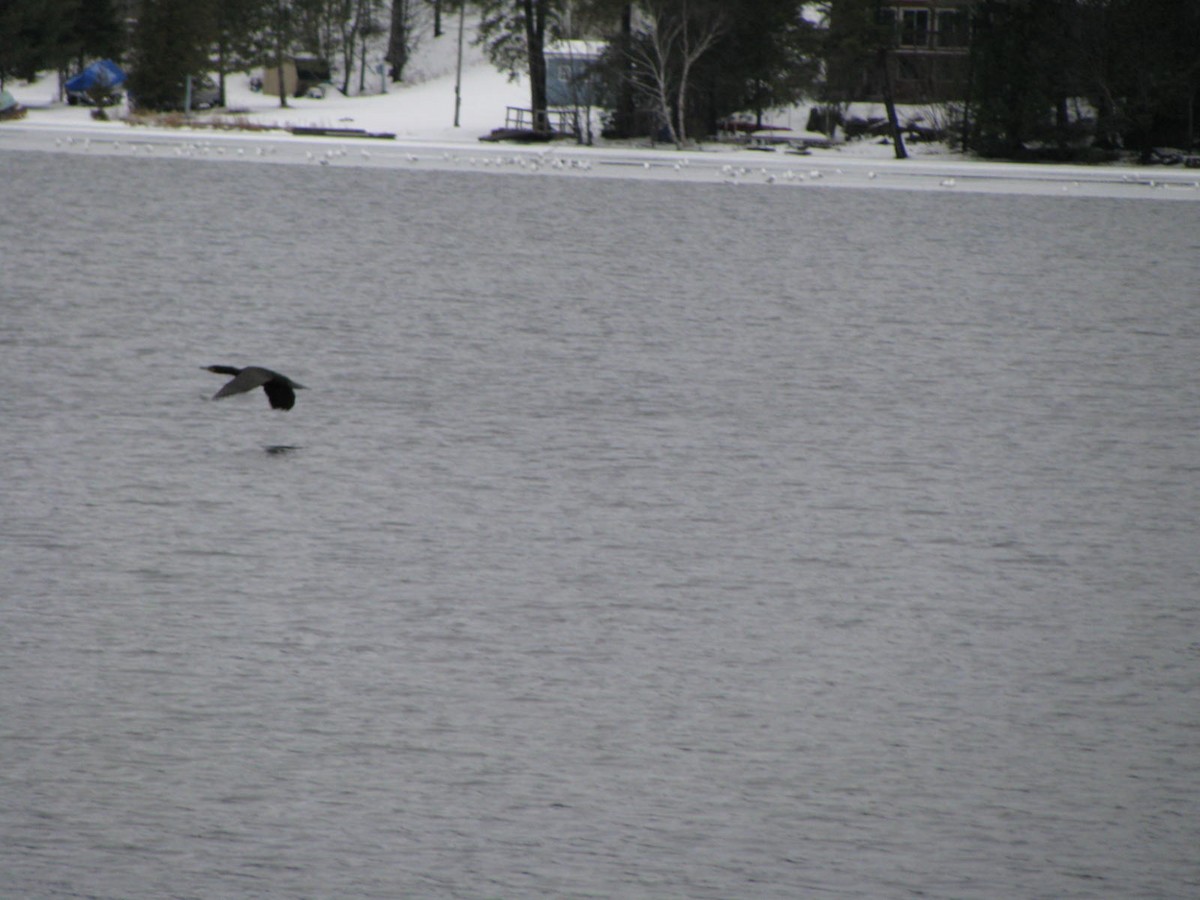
<box><xmin>4</xmin><ymin>66</ymin><xmax>1199</xmax><ymax>201</ymax></box>
<box><xmin>5</xmin><ymin>119</ymin><xmax>1199</xmax><ymax>202</ymax></box>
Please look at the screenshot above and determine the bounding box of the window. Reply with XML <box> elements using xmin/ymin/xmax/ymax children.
<box><xmin>936</xmin><ymin>9</ymin><xmax>968</xmax><ymax>48</ymax></box>
<box><xmin>899</xmin><ymin>9</ymin><xmax>931</xmax><ymax>48</ymax></box>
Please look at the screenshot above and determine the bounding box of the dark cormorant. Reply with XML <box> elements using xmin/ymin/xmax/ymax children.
<box><xmin>205</xmin><ymin>365</ymin><xmax>306</xmax><ymax>410</ymax></box>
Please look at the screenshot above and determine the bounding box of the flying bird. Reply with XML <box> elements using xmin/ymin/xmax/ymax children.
<box><xmin>205</xmin><ymin>365</ymin><xmax>306</xmax><ymax>410</ymax></box>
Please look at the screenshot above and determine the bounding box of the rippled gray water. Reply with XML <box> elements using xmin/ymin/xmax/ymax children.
<box><xmin>2</xmin><ymin>149</ymin><xmax>1198</xmax><ymax>898</ymax></box>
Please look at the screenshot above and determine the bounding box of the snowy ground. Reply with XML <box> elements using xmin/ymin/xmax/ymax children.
<box><xmin>4</xmin><ymin>30</ymin><xmax>1199</xmax><ymax>201</ymax></box>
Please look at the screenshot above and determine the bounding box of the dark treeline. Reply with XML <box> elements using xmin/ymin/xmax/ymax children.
<box><xmin>0</xmin><ymin>0</ymin><xmax>396</xmax><ymax>110</ymax></box>
<box><xmin>1</xmin><ymin>0</ymin><xmax>1195</xmax><ymax>159</ymax></box>
<box><xmin>966</xmin><ymin>0</ymin><xmax>1200</xmax><ymax>161</ymax></box>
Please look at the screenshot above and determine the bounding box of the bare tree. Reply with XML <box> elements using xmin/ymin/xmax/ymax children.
<box><xmin>624</xmin><ymin>0</ymin><xmax>725</xmax><ymax>148</ymax></box>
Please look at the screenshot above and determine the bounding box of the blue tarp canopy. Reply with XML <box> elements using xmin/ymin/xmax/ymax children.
<box><xmin>65</xmin><ymin>59</ymin><xmax>126</xmax><ymax>93</ymax></box>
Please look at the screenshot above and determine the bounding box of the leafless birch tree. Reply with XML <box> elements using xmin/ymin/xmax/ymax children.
<box><xmin>625</xmin><ymin>0</ymin><xmax>725</xmax><ymax>147</ymax></box>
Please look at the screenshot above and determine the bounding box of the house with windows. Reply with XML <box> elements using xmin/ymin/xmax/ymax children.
<box><xmin>829</xmin><ymin>1</ymin><xmax>976</xmax><ymax>104</ymax></box>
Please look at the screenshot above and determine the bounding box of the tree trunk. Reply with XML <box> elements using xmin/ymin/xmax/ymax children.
<box><xmin>1189</xmin><ymin>88</ymin><xmax>1197</xmax><ymax>150</ymax></box>
<box><xmin>640</xmin><ymin>12</ymin><xmax>677</xmax><ymax>146</ymax></box>
<box><xmin>359</xmin><ymin>31</ymin><xmax>369</xmax><ymax>94</ymax></box>
<box><xmin>217</xmin><ymin>38</ymin><xmax>227</xmax><ymax>108</ymax></box>
<box><xmin>1055</xmin><ymin>95</ymin><xmax>1069</xmax><ymax>151</ymax></box>
<box><xmin>386</xmin><ymin>0</ymin><xmax>409</xmax><ymax>82</ymax></box>
<box><xmin>960</xmin><ymin>40</ymin><xmax>975</xmax><ymax>151</ymax></box>
<box><xmin>340</xmin><ymin>25</ymin><xmax>356</xmax><ymax>96</ymax></box>
<box><xmin>675</xmin><ymin>20</ymin><xmax>692</xmax><ymax>145</ymax></box>
<box><xmin>614</xmin><ymin>4</ymin><xmax>636</xmax><ymax>138</ymax></box>
<box><xmin>671</xmin><ymin>1</ymin><xmax>724</xmax><ymax>148</ymax></box>
<box><xmin>273</xmin><ymin>0</ymin><xmax>289</xmax><ymax>108</ymax></box>
<box><xmin>656</xmin><ymin>71</ymin><xmax>678</xmax><ymax>147</ymax></box>
<box><xmin>523</xmin><ymin>0</ymin><xmax>549</xmax><ymax>132</ymax></box>
<box><xmin>879</xmin><ymin>49</ymin><xmax>906</xmax><ymax>159</ymax></box>
<box><xmin>275</xmin><ymin>44</ymin><xmax>288</xmax><ymax>107</ymax></box>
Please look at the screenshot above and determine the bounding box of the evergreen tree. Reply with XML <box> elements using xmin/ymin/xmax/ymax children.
<box><xmin>212</xmin><ymin>0</ymin><xmax>268</xmax><ymax>106</ymax></box>
<box><xmin>127</xmin><ymin>0</ymin><xmax>215</xmax><ymax>110</ymax></box>
<box><xmin>700</xmin><ymin>0</ymin><xmax>821</xmax><ymax>131</ymax></box>
<box><xmin>966</xmin><ymin>0</ymin><xmax>1197</xmax><ymax>159</ymax></box>
<box><xmin>71</xmin><ymin>0</ymin><xmax>125</xmax><ymax>67</ymax></box>
<box><xmin>0</xmin><ymin>0</ymin><xmax>79</xmax><ymax>86</ymax></box>
<box><xmin>385</xmin><ymin>0</ymin><xmax>420</xmax><ymax>82</ymax></box>
<box><xmin>1082</xmin><ymin>0</ymin><xmax>1200</xmax><ymax>156</ymax></box>
<box><xmin>570</xmin><ymin>0</ymin><xmax>635</xmax><ymax>135</ymax></box>
<box><xmin>967</xmin><ymin>0</ymin><xmax>1080</xmax><ymax>157</ymax></box>
<box><xmin>247</xmin><ymin>0</ymin><xmax>298</xmax><ymax>107</ymax></box>
<box><xmin>823</xmin><ymin>0</ymin><xmax>907</xmax><ymax>157</ymax></box>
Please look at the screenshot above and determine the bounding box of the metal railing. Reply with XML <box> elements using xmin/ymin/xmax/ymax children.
<box><xmin>504</xmin><ymin>106</ymin><xmax>574</xmax><ymax>134</ymax></box>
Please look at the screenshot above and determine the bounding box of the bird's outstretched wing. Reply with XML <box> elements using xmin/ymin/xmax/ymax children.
<box><xmin>212</xmin><ymin>366</ymin><xmax>276</xmax><ymax>400</ymax></box>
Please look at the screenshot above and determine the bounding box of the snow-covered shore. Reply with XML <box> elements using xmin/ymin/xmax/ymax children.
<box><xmin>4</xmin><ymin>51</ymin><xmax>1199</xmax><ymax>201</ymax></box>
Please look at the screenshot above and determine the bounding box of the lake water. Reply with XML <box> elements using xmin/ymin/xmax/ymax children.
<box><xmin>2</xmin><ymin>147</ymin><xmax>1198</xmax><ymax>899</ymax></box>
